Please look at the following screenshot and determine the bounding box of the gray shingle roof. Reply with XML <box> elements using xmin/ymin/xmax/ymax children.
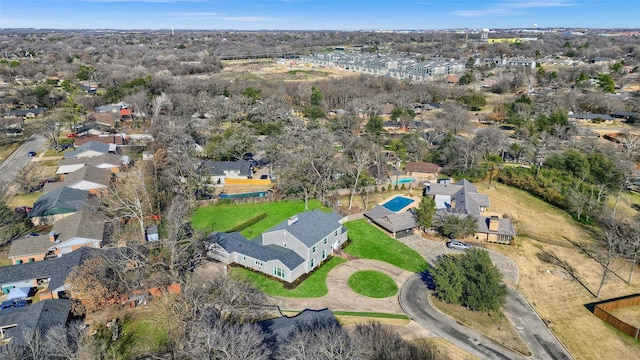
<box><xmin>30</xmin><ymin>187</ymin><xmax>91</xmax><ymax>217</ymax></box>
<box><xmin>477</xmin><ymin>216</ymin><xmax>516</xmax><ymax>237</ymax></box>
<box><xmin>364</xmin><ymin>205</ymin><xmax>418</xmax><ymax>232</ymax></box>
<box><xmin>259</xmin><ymin>308</ymin><xmax>339</xmax><ymax>347</ymax></box>
<box><xmin>0</xmin><ymin>299</ymin><xmax>71</xmax><ymax>340</ymax></box>
<box><xmin>425</xmin><ymin>179</ymin><xmax>489</xmax><ymax>216</ymax></box>
<box><xmin>64</xmin><ymin>141</ymin><xmax>110</xmax><ymax>159</ymax></box>
<box><xmin>206</xmin><ymin>232</ymin><xmax>304</xmax><ymax>270</ymax></box>
<box><xmin>8</xmin><ymin>235</ymin><xmax>52</xmax><ymax>259</ymax></box>
<box><xmin>201</xmin><ymin>160</ymin><xmax>252</xmax><ymax>177</ymax></box>
<box><xmin>0</xmin><ymin>247</ymin><xmax>102</xmax><ymax>291</ymax></box>
<box><xmin>265</xmin><ymin>210</ymin><xmax>342</xmax><ymax>247</ymax></box>
<box><xmin>62</xmin><ymin>165</ymin><xmax>112</xmax><ymax>187</ymax></box>
<box><xmin>52</xmin><ymin>210</ymin><xmax>106</xmax><ymax>244</ymax></box>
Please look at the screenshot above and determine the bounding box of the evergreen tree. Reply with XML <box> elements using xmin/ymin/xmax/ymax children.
<box><xmin>416</xmin><ymin>196</ymin><xmax>436</xmax><ymax>230</ymax></box>
<box><xmin>460</xmin><ymin>248</ymin><xmax>507</xmax><ymax>311</ymax></box>
<box><xmin>310</xmin><ymin>86</ymin><xmax>323</xmax><ymax>106</ymax></box>
<box><xmin>432</xmin><ymin>255</ymin><xmax>464</xmax><ymax>304</ymax></box>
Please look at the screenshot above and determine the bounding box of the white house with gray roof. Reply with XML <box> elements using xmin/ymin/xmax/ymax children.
<box><xmin>205</xmin><ymin>210</ymin><xmax>348</xmax><ymax>283</ymax></box>
<box><xmin>201</xmin><ymin>159</ymin><xmax>253</xmax><ymax>184</ymax></box>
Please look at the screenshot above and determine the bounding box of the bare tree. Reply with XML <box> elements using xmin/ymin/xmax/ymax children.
<box><xmin>182</xmin><ymin>320</ymin><xmax>271</xmax><ymax>360</ymax></box>
<box><xmin>437</xmin><ymin>102</ymin><xmax>471</xmax><ymax>135</ymax></box>
<box><xmin>592</xmin><ymin>215</ymin><xmax>629</xmax><ymax>298</ymax></box>
<box><xmin>344</xmin><ymin>138</ymin><xmax>374</xmax><ymax>210</ymax></box>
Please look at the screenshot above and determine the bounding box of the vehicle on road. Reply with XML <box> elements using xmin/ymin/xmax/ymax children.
<box><xmin>0</xmin><ymin>299</ymin><xmax>28</xmax><ymax>311</ymax></box>
<box><xmin>446</xmin><ymin>240</ymin><xmax>470</xmax><ymax>250</ymax></box>
<box><xmin>27</xmin><ymin>151</ymin><xmax>37</xmax><ymax>157</ymax></box>
<box><xmin>14</xmin><ymin>206</ymin><xmax>32</xmax><ymax>215</ymax></box>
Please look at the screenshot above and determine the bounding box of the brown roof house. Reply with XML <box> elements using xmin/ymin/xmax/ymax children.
<box><xmin>8</xmin><ymin>210</ymin><xmax>106</xmax><ymax>265</ymax></box>
<box><xmin>404</xmin><ymin>162</ymin><xmax>440</xmax><ymax>178</ymax></box>
<box><xmin>44</xmin><ymin>165</ymin><xmax>112</xmax><ymax>195</ymax></box>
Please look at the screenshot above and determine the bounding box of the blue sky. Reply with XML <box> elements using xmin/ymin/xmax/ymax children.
<box><xmin>1</xmin><ymin>1</ymin><xmax>638</xmax><ymax>30</ymax></box>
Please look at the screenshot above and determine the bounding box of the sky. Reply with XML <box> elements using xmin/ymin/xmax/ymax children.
<box><xmin>1</xmin><ymin>0</ymin><xmax>639</xmax><ymax>31</ymax></box>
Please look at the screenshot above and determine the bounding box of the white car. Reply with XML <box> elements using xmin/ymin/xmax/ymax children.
<box><xmin>446</xmin><ymin>240</ymin><xmax>470</xmax><ymax>250</ymax></box>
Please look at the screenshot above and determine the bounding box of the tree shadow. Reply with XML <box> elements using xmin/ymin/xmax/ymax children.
<box><xmin>419</xmin><ymin>270</ymin><xmax>435</xmax><ymax>290</ymax></box>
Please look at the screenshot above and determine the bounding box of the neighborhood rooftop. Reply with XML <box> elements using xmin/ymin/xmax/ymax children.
<box><xmin>264</xmin><ymin>210</ymin><xmax>344</xmax><ymax>247</ymax></box>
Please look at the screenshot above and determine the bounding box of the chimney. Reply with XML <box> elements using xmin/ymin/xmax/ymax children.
<box><xmin>488</xmin><ymin>216</ymin><xmax>500</xmax><ymax>232</ymax></box>
<box><xmin>287</xmin><ymin>215</ymin><xmax>299</xmax><ymax>226</ymax></box>
<box><xmin>450</xmin><ymin>199</ymin><xmax>456</xmax><ymax>209</ymax></box>
<box><xmin>49</xmin><ymin>231</ymin><xmax>56</xmax><ymax>243</ymax></box>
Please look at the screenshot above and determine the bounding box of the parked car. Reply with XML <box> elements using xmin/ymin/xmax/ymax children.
<box><xmin>0</xmin><ymin>299</ymin><xmax>28</xmax><ymax>311</ymax></box>
<box><xmin>14</xmin><ymin>206</ymin><xmax>32</xmax><ymax>215</ymax></box>
<box><xmin>446</xmin><ymin>240</ymin><xmax>470</xmax><ymax>250</ymax></box>
<box><xmin>27</xmin><ymin>151</ymin><xmax>37</xmax><ymax>157</ymax></box>
<box><xmin>66</xmin><ymin>133</ymin><xmax>76</xmax><ymax>138</ymax></box>
<box><xmin>260</xmin><ymin>174</ymin><xmax>269</xmax><ymax>180</ymax></box>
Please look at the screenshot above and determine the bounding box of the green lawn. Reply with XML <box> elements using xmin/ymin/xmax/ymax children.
<box><xmin>191</xmin><ymin>199</ymin><xmax>325</xmax><ymax>237</ymax></box>
<box><xmin>9</xmin><ymin>192</ymin><xmax>42</xmax><ymax>207</ymax></box>
<box><xmin>348</xmin><ymin>270</ymin><xmax>398</xmax><ymax>298</ymax></box>
<box><xmin>343</xmin><ymin>220</ymin><xmax>429</xmax><ymax>273</ymax></box>
<box><xmin>230</xmin><ymin>256</ymin><xmax>346</xmax><ymax>297</ymax></box>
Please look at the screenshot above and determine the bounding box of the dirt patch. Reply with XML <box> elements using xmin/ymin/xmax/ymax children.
<box><xmin>218</xmin><ymin>59</ymin><xmax>358</xmax><ymax>82</ymax></box>
<box><xmin>418</xmin><ymin>337</ymin><xmax>480</xmax><ymax>360</ymax></box>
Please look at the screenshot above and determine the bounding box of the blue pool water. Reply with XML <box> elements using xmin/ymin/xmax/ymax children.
<box><xmin>393</xmin><ymin>178</ymin><xmax>415</xmax><ymax>185</ymax></box>
<box><xmin>219</xmin><ymin>191</ymin><xmax>268</xmax><ymax>199</ymax></box>
<box><xmin>381</xmin><ymin>196</ymin><xmax>415</xmax><ymax>212</ymax></box>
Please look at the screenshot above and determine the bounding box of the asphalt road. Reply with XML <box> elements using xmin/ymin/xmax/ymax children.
<box><xmin>503</xmin><ymin>287</ymin><xmax>573</xmax><ymax>360</ymax></box>
<box><xmin>0</xmin><ymin>134</ymin><xmax>46</xmax><ymax>191</ymax></box>
<box><xmin>400</xmin><ymin>274</ymin><xmax>527</xmax><ymax>360</ymax></box>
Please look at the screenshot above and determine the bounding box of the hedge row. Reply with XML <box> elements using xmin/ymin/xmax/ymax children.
<box><xmin>227</xmin><ymin>213</ymin><xmax>268</xmax><ymax>233</ymax></box>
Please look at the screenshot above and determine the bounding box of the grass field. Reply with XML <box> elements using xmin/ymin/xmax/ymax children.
<box><xmin>348</xmin><ymin>270</ymin><xmax>398</xmax><ymax>298</ymax></box>
<box><xmin>191</xmin><ymin>199</ymin><xmax>325</xmax><ymax>237</ymax></box>
<box><xmin>230</xmin><ymin>256</ymin><xmax>346</xmax><ymax>298</ymax></box>
<box><xmin>344</xmin><ymin>220</ymin><xmax>429</xmax><ymax>273</ymax></box>
<box><xmin>8</xmin><ymin>192</ymin><xmax>42</xmax><ymax>207</ymax></box>
<box><xmin>479</xmin><ymin>182</ymin><xmax>640</xmax><ymax>359</ymax></box>
<box><xmin>479</xmin><ymin>184</ymin><xmax>596</xmax><ymax>246</ymax></box>
<box><xmin>431</xmin><ymin>297</ymin><xmax>531</xmax><ymax>356</ymax></box>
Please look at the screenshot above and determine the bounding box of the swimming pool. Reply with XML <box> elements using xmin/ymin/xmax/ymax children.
<box><xmin>219</xmin><ymin>191</ymin><xmax>268</xmax><ymax>199</ymax></box>
<box><xmin>381</xmin><ymin>196</ymin><xmax>415</xmax><ymax>212</ymax></box>
<box><xmin>393</xmin><ymin>178</ymin><xmax>415</xmax><ymax>185</ymax></box>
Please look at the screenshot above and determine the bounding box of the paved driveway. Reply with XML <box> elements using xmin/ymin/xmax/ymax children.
<box><xmin>274</xmin><ymin>259</ymin><xmax>413</xmax><ymax>314</ymax></box>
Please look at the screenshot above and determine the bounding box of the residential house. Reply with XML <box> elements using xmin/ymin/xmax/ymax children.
<box><xmin>95</xmin><ymin>104</ymin><xmax>122</xmax><ymax>113</ymax></box>
<box><xmin>0</xmin><ymin>247</ymin><xmax>102</xmax><ymax>298</ymax></box>
<box><xmin>404</xmin><ymin>162</ymin><xmax>440</xmax><ymax>178</ymax></box>
<box><xmin>2</xmin><ymin>107</ymin><xmax>47</xmax><ymax>122</ymax></box>
<box><xmin>57</xmin><ymin>153</ymin><xmax>123</xmax><ymax>176</ymax></box>
<box><xmin>29</xmin><ymin>187</ymin><xmax>92</xmax><ymax>225</ymax></box>
<box><xmin>364</xmin><ymin>205</ymin><xmax>418</xmax><ymax>238</ymax></box>
<box><xmin>0</xmin><ymin>299</ymin><xmax>71</xmax><ymax>343</ymax></box>
<box><xmin>201</xmin><ymin>159</ymin><xmax>253</xmax><ymax>184</ymax></box>
<box><xmin>423</xmin><ymin>178</ymin><xmax>516</xmax><ymax>244</ymax></box>
<box><xmin>9</xmin><ymin>210</ymin><xmax>105</xmax><ymax>264</ymax></box>
<box><xmin>259</xmin><ymin>309</ymin><xmax>340</xmax><ymax>349</ymax></box>
<box><xmin>568</xmin><ymin>113</ymin><xmax>614</xmax><ymax>123</ymax></box>
<box><xmin>89</xmin><ymin>112</ymin><xmax>120</xmax><ymax>130</ymax></box>
<box><xmin>64</xmin><ymin>141</ymin><xmax>112</xmax><ymax>159</ymax></box>
<box><xmin>44</xmin><ymin>165</ymin><xmax>112</xmax><ymax>195</ymax></box>
<box><xmin>205</xmin><ymin>210</ymin><xmax>348</xmax><ymax>283</ymax></box>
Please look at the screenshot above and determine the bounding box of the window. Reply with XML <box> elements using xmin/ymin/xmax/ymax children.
<box><xmin>242</xmin><ymin>256</ymin><xmax>246</xmax><ymax>261</ymax></box>
<box><xmin>312</xmin><ymin>245</ymin><xmax>317</xmax><ymax>253</ymax></box>
<box><xmin>335</xmin><ymin>230</ymin><xmax>339</xmax><ymax>237</ymax></box>
<box><xmin>16</xmin><ymin>260</ymin><xmax>22</xmax><ymax>264</ymax></box>
<box><xmin>28</xmin><ymin>258</ymin><xmax>34</xmax><ymax>263</ymax></box>
<box><xmin>255</xmin><ymin>260</ymin><xmax>263</xmax><ymax>267</ymax></box>
<box><xmin>283</xmin><ymin>242</ymin><xmax>287</xmax><ymax>248</ymax></box>
<box><xmin>323</xmin><ymin>238</ymin><xmax>327</xmax><ymax>245</ymax></box>
<box><xmin>322</xmin><ymin>249</ymin><xmax>327</xmax><ymax>260</ymax></box>
<box><xmin>310</xmin><ymin>258</ymin><xmax>316</xmax><ymax>269</ymax></box>
<box><xmin>273</xmin><ymin>267</ymin><xmax>286</xmax><ymax>279</ymax></box>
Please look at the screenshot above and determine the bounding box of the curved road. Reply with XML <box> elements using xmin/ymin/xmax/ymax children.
<box><xmin>401</xmin><ymin>274</ymin><xmax>526</xmax><ymax>360</ymax></box>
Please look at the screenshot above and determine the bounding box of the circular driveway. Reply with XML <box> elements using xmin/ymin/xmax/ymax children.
<box><xmin>273</xmin><ymin>259</ymin><xmax>413</xmax><ymax>314</ymax></box>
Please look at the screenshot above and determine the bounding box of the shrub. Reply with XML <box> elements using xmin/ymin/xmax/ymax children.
<box><xmin>227</xmin><ymin>213</ymin><xmax>268</xmax><ymax>232</ymax></box>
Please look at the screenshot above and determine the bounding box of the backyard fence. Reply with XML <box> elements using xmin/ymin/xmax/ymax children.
<box><xmin>592</xmin><ymin>294</ymin><xmax>640</xmax><ymax>340</ymax></box>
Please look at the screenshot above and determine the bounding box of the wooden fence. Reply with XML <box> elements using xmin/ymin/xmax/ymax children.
<box><xmin>592</xmin><ymin>295</ymin><xmax>640</xmax><ymax>339</ymax></box>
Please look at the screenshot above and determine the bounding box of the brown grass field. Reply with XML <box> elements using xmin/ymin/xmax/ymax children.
<box><xmin>609</xmin><ymin>305</ymin><xmax>640</xmax><ymax>328</ymax></box>
<box><xmin>219</xmin><ymin>59</ymin><xmax>358</xmax><ymax>83</ymax></box>
<box><xmin>481</xmin><ymin>184</ymin><xmax>640</xmax><ymax>359</ymax></box>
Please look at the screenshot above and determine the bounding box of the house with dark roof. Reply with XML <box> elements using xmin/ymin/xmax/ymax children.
<box><xmin>364</xmin><ymin>205</ymin><xmax>418</xmax><ymax>238</ymax></box>
<box><xmin>201</xmin><ymin>159</ymin><xmax>253</xmax><ymax>184</ymax></box>
<box><xmin>0</xmin><ymin>299</ymin><xmax>71</xmax><ymax>343</ymax></box>
<box><xmin>73</xmin><ymin>134</ymin><xmax>125</xmax><ymax>148</ymax></box>
<box><xmin>259</xmin><ymin>309</ymin><xmax>340</xmax><ymax>349</ymax></box>
<box><xmin>9</xmin><ymin>210</ymin><xmax>106</xmax><ymax>264</ymax></box>
<box><xmin>63</xmin><ymin>141</ymin><xmax>112</xmax><ymax>159</ymax></box>
<box><xmin>0</xmin><ymin>247</ymin><xmax>102</xmax><ymax>298</ymax></box>
<box><xmin>205</xmin><ymin>210</ymin><xmax>348</xmax><ymax>283</ymax></box>
<box><xmin>568</xmin><ymin>113</ymin><xmax>614</xmax><ymax>123</ymax></box>
<box><xmin>57</xmin><ymin>153</ymin><xmax>123</xmax><ymax>176</ymax></box>
<box><xmin>424</xmin><ymin>179</ymin><xmax>516</xmax><ymax>244</ymax></box>
<box><xmin>44</xmin><ymin>165</ymin><xmax>112</xmax><ymax>195</ymax></box>
<box><xmin>29</xmin><ymin>187</ymin><xmax>92</xmax><ymax>225</ymax></box>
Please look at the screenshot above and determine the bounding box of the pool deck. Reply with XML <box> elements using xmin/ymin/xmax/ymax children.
<box><xmin>379</xmin><ymin>193</ymin><xmax>422</xmax><ymax>213</ymax></box>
